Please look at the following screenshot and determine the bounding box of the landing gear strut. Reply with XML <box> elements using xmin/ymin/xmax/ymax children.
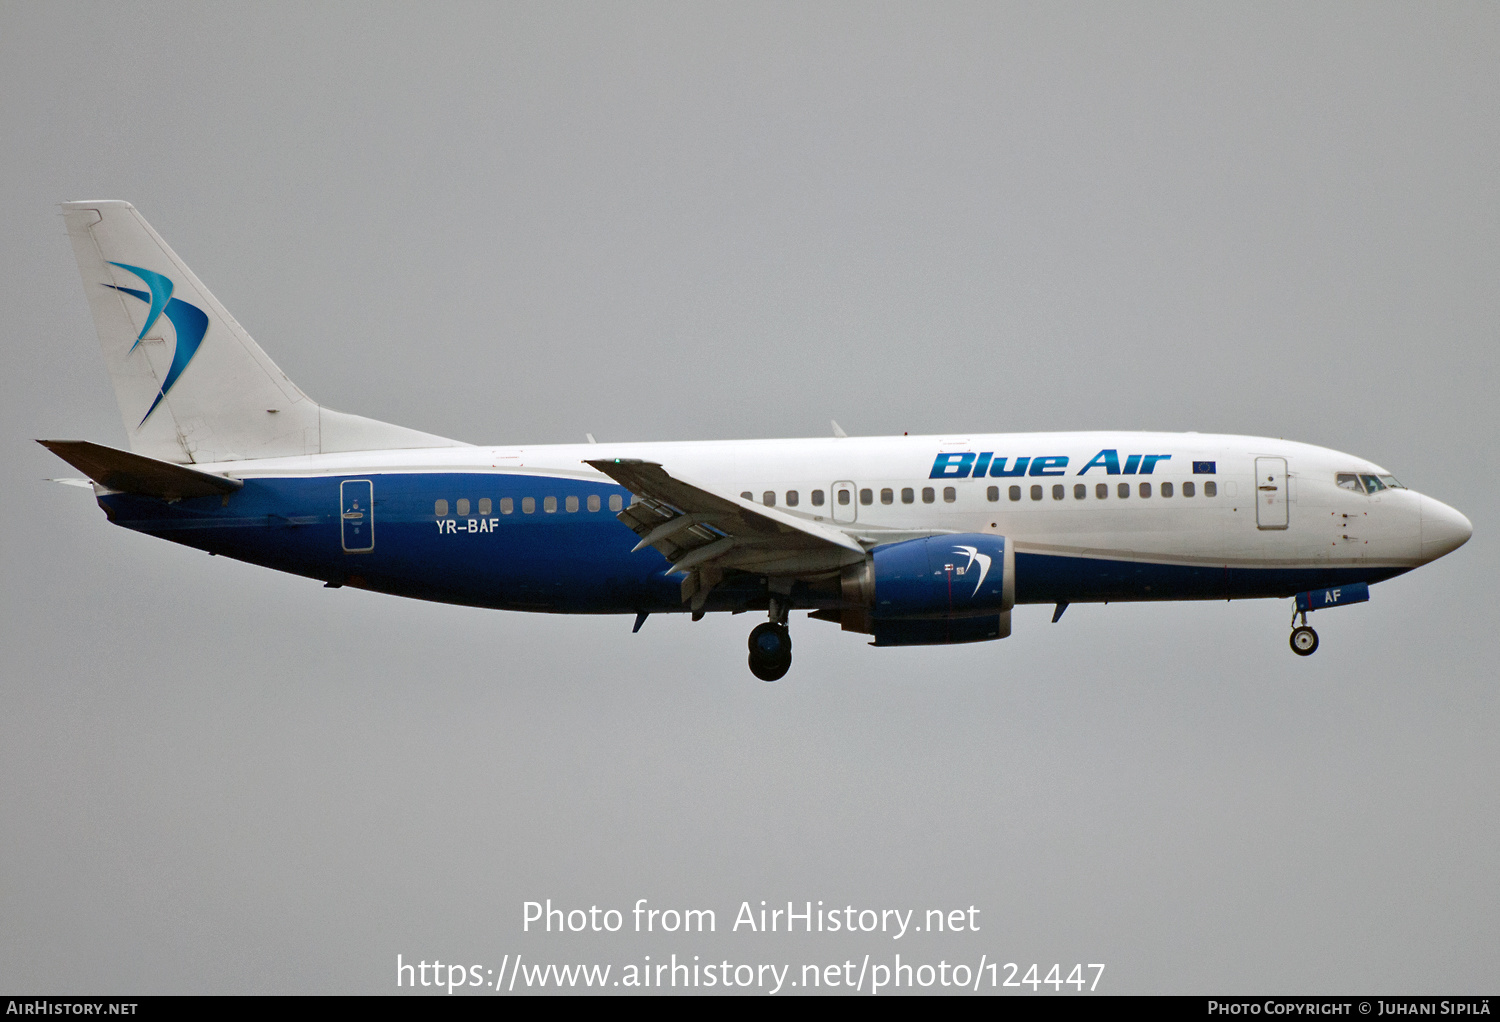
<box><xmin>1289</xmin><ymin>606</ymin><xmax>1318</xmax><ymax>657</ymax></box>
<box><xmin>748</xmin><ymin>596</ymin><xmax>792</xmax><ymax>681</ymax></box>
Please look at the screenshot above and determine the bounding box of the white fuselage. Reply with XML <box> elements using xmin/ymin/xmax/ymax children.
<box><xmin>182</xmin><ymin>430</ymin><xmax>1467</xmax><ymax>580</ymax></box>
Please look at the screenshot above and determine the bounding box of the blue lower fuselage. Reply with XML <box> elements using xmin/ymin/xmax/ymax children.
<box><xmin>97</xmin><ymin>472</ymin><xmax>1407</xmax><ymax>615</ymax></box>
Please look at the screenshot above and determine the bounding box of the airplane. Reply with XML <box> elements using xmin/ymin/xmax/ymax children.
<box><xmin>41</xmin><ymin>201</ymin><xmax>1473</xmax><ymax>681</ymax></box>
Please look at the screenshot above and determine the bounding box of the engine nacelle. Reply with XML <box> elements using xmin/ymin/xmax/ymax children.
<box><xmin>839</xmin><ymin>533</ymin><xmax>1014</xmax><ymax>646</ymax></box>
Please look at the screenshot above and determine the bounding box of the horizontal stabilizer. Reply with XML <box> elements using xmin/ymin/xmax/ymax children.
<box><xmin>38</xmin><ymin>439</ymin><xmax>242</xmax><ymax>500</ymax></box>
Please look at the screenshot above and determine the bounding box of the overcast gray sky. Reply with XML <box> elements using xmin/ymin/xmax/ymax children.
<box><xmin>2</xmin><ymin>1</ymin><xmax>1496</xmax><ymax>994</ymax></box>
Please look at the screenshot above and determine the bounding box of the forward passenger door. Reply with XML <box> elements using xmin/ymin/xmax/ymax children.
<box><xmin>1255</xmin><ymin>458</ymin><xmax>1288</xmax><ymax>530</ymax></box>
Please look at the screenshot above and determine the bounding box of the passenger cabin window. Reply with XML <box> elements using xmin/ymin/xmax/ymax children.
<box><xmin>544</xmin><ymin>496</ymin><xmax>557</xmax><ymax>513</ymax></box>
<box><xmin>500</xmin><ymin>497</ymin><xmax>514</xmax><ymax>514</ymax></box>
<box><xmin>1118</xmin><ymin>483</ymin><xmax>1130</xmax><ymax>498</ymax></box>
<box><xmin>786</xmin><ymin>490</ymin><xmax>799</xmax><ymax>507</ymax></box>
<box><xmin>434</xmin><ymin>499</ymin><xmax>449</xmax><ymax>517</ymax></box>
<box><xmin>522</xmin><ymin>497</ymin><xmax>536</xmax><ymax>514</ymax></box>
<box><xmin>609</xmin><ymin>495</ymin><xmax>623</xmax><ymax>512</ymax></box>
<box><xmin>811</xmin><ymin>490</ymin><xmax>825</xmax><ymax>506</ymax></box>
<box><xmin>1030</xmin><ymin>485</ymin><xmax>1043</xmax><ymax>501</ymax></box>
<box><xmin>1182</xmin><ymin>481</ymin><xmax>1195</xmax><ymax>497</ymax></box>
<box><xmin>741</xmin><ymin>491</ymin><xmax>753</xmax><ymax>500</ymax></box>
<box><xmin>1008</xmin><ymin>486</ymin><xmax>1021</xmax><ymax>501</ymax></box>
<box><xmin>479</xmin><ymin>497</ymin><xmax>492</xmax><ymax>515</ymax></box>
<box><xmin>860</xmin><ymin>488</ymin><xmax>873</xmax><ymax>505</ymax></box>
<box><xmin>1161</xmin><ymin>482</ymin><xmax>1173</xmax><ymax>497</ymax></box>
<box><xmin>1096</xmin><ymin>483</ymin><xmax>1107</xmax><ymax>499</ymax></box>
<box><xmin>881</xmin><ymin>488</ymin><xmax>893</xmax><ymax>504</ymax></box>
<box><xmin>902</xmin><ymin>487</ymin><xmax>915</xmax><ymax>504</ymax></box>
<box><xmin>1139</xmin><ymin>482</ymin><xmax>1151</xmax><ymax>498</ymax></box>
<box><xmin>922</xmin><ymin>487</ymin><xmax>935</xmax><ymax>504</ymax></box>
<box><xmin>943</xmin><ymin>486</ymin><xmax>956</xmax><ymax>503</ymax></box>
<box><xmin>587</xmin><ymin>494</ymin><xmax>600</xmax><ymax>512</ymax></box>
<box><xmin>1052</xmin><ymin>484</ymin><xmax>1064</xmax><ymax>500</ymax></box>
<box><xmin>1074</xmin><ymin>484</ymin><xmax>1086</xmax><ymax>500</ymax></box>
<box><xmin>838</xmin><ymin>489</ymin><xmax>851</xmax><ymax>505</ymax></box>
<box><xmin>987</xmin><ymin>486</ymin><xmax>999</xmax><ymax>502</ymax></box>
<box><xmin>1204</xmin><ymin>481</ymin><xmax>1217</xmax><ymax>497</ymax></box>
<box><xmin>763</xmin><ymin>491</ymin><xmax>776</xmax><ymax>507</ymax></box>
<box><xmin>565</xmin><ymin>495</ymin><xmax>579</xmax><ymax>512</ymax></box>
<box><xmin>456</xmin><ymin>498</ymin><xmax>470</xmax><ymax>516</ymax></box>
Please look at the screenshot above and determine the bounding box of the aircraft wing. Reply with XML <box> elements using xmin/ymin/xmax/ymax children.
<box><xmin>583</xmin><ymin>459</ymin><xmax>866</xmax><ymax>587</ymax></box>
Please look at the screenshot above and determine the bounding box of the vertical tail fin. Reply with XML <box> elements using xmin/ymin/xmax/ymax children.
<box><xmin>61</xmin><ymin>201</ymin><xmax>464</xmax><ymax>464</ymax></box>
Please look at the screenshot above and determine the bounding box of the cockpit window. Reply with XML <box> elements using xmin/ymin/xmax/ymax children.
<box><xmin>1338</xmin><ymin>472</ymin><xmax>1407</xmax><ymax>494</ymax></box>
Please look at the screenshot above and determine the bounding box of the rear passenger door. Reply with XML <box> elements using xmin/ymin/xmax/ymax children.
<box><xmin>340</xmin><ymin>479</ymin><xmax>374</xmax><ymax>552</ymax></box>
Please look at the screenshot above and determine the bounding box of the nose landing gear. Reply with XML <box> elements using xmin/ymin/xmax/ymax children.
<box><xmin>1286</xmin><ymin>583</ymin><xmax>1369</xmax><ymax>656</ymax></box>
<box><xmin>1289</xmin><ymin>606</ymin><xmax>1318</xmax><ymax>656</ymax></box>
<box><xmin>748</xmin><ymin>596</ymin><xmax>792</xmax><ymax>681</ymax></box>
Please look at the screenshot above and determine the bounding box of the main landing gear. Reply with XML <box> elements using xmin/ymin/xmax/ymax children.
<box><xmin>1289</xmin><ymin>606</ymin><xmax>1319</xmax><ymax>657</ymax></box>
<box><xmin>748</xmin><ymin>596</ymin><xmax>792</xmax><ymax>681</ymax></box>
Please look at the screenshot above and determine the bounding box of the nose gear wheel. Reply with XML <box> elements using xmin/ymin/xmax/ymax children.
<box><xmin>1290</xmin><ymin>626</ymin><xmax>1319</xmax><ymax>656</ymax></box>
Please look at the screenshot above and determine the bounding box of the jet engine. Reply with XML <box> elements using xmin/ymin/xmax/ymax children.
<box><xmin>837</xmin><ymin>534</ymin><xmax>1014</xmax><ymax>646</ymax></box>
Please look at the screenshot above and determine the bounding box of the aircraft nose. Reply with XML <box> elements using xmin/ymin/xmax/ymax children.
<box><xmin>1420</xmin><ymin>495</ymin><xmax>1473</xmax><ymax>562</ymax></box>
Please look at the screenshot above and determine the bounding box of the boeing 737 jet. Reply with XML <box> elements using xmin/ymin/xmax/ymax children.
<box><xmin>42</xmin><ymin>202</ymin><xmax>1472</xmax><ymax>680</ymax></box>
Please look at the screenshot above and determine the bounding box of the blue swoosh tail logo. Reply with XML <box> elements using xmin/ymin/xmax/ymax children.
<box><xmin>105</xmin><ymin>263</ymin><xmax>208</xmax><ymax>424</ymax></box>
<box><xmin>108</xmin><ymin>261</ymin><xmax>172</xmax><ymax>348</ymax></box>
